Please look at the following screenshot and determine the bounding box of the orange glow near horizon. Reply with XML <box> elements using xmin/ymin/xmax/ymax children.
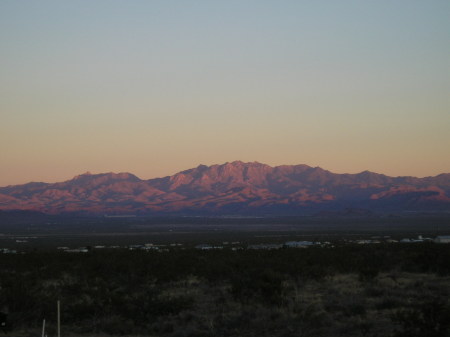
<box><xmin>1</xmin><ymin>2</ymin><xmax>449</xmax><ymax>186</ymax></box>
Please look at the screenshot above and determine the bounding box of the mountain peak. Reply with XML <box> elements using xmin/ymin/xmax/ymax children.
<box><xmin>73</xmin><ymin>171</ymin><xmax>92</xmax><ymax>179</ymax></box>
<box><xmin>226</xmin><ymin>160</ymin><xmax>265</xmax><ymax>165</ymax></box>
<box><xmin>70</xmin><ymin>172</ymin><xmax>140</xmax><ymax>184</ymax></box>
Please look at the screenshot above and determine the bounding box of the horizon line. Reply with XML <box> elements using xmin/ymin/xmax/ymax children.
<box><xmin>2</xmin><ymin>160</ymin><xmax>449</xmax><ymax>188</ymax></box>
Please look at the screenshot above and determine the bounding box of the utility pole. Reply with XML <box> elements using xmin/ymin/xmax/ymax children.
<box><xmin>57</xmin><ymin>300</ymin><xmax>60</xmax><ymax>337</ymax></box>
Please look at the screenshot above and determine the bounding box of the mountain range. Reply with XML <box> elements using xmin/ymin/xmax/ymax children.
<box><xmin>1</xmin><ymin>161</ymin><xmax>449</xmax><ymax>215</ymax></box>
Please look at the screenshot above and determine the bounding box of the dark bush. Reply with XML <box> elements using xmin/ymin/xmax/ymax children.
<box><xmin>392</xmin><ymin>298</ymin><xmax>450</xmax><ymax>337</ymax></box>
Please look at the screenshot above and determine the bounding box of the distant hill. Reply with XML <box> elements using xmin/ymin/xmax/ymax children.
<box><xmin>1</xmin><ymin>161</ymin><xmax>449</xmax><ymax>215</ymax></box>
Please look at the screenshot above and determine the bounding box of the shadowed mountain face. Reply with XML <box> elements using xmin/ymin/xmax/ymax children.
<box><xmin>1</xmin><ymin>162</ymin><xmax>449</xmax><ymax>215</ymax></box>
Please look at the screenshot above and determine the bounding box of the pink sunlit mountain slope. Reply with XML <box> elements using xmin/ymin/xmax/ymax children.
<box><xmin>1</xmin><ymin>161</ymin><xmax>449</xmax><ymax>215</ymax></box>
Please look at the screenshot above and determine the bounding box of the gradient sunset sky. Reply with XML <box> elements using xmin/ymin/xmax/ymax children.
<box><xmin>1</xmin><ymin>1</ymin><xmax>449</xmax><ymax>186</ymax></box>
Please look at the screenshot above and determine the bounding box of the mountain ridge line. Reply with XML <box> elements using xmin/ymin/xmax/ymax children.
<box><xmin>1</xmin><ymin>161</ymin><xmax>449</xmax><ymax>215</ymax></box>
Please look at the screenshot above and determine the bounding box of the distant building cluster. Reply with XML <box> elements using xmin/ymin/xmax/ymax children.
<box><xmin>435</xmin><ymin>235</ymin><xmax>450</xmax><ymax>244</ymax></box>
<box><xmin>0</xmin><ymin>248</ymin><xmax>17</xmax><ymax>254</ymax></box>
<box><xmin>3</xmin><ymin>235</ymin><xmax>450</xmax><ymax>254</ymax></box>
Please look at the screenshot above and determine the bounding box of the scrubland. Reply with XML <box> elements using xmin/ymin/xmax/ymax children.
<box><xmin>2</xmin><ymin>244</ymin><xmax>450</xmax><ymax>337</ymax></box>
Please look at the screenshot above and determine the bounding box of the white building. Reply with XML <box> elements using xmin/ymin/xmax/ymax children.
<box><xmin>284</xmin><ymin>241</ymin><xmax>314</xmax><ymax>248</ymax></box>
<box><xmin>434</xmin><ymin>236</ymin><xmax>450</xmax><ymax>244</ymax></box>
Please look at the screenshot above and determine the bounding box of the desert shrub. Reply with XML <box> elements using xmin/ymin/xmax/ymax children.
<box><xmin>392</xmin><ymin>297</ymin><xmax>450</xmax><ymax>337</ymax></box>
<box><xmin>358</xmin><ymin>267</ymin><xmax>379</xmax><ymax>282</ymax></box>
<box><xmin>98</xmin><ymin>315</ymin><xmax>135</xmax><ymax>335</ymax></box>
<box><xmin>230</xmin><ymin>268</ymin><xmax>285</xmax><ymax>305</ymax></box>
<box><xmin>324</xmin><ymin>291</ymin><xmax>367</xmax><ymax>317</ymax></box>
<box><xmin>364</xmin><ymin>284</ymin><xmax>385</xmax><ymax>297</ymax></box>
<box><xmin>375</xmin><ymin>296</ymin><xmax>403</xmax><ymax>310</ymax></box>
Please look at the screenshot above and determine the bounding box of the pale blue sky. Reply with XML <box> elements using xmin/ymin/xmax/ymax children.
<box><xmin>1</xmin><ymin>1</ymin><xmax>449</xmax><ymax>185</ymax></box>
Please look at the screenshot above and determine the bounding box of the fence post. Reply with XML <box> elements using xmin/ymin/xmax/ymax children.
<box><xmin>57</xmin><ymin>300</ymin><xmax>60</xmax><ymax>337</ymax></box>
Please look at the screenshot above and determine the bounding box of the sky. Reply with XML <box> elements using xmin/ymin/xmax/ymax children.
<box><xmin>1</xmin><ymin>1</ymin><xmax>449</xmax><ymax>186</ymax></box>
